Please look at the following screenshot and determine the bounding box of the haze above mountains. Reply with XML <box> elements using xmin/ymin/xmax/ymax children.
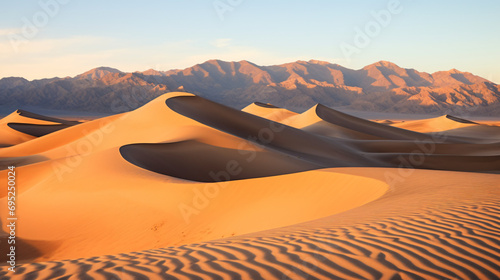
<box><xmin>1</xmin><ymin>60</ymin><xmax>499</xmax><ymax>116</ymax></box>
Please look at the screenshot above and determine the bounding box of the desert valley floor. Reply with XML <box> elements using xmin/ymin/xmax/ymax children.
<box><xmin>0</xmin><ymin>92</ymin><xmax>499</xmax><ymax>280</ymax></box>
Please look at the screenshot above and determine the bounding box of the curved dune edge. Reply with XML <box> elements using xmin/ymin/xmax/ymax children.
<box><xmin>0</xmin><ymin>93</ymin><xmax>254</xmax><ymax>162</ymax></box>
<box><xmin>0</xmin><ymin>109</ymin><xmax>81</xmax><ymax>146</ymax></box>
<box><xmin>162</xmin><ymin>95</ymin><xmax>500</xmax><ymax>175</ymax></box>
<box><xmin>7</xmin><ymin>123</ymin><xmax>76</xmax><ymax>137</ymax></box>
<box><xmin>165</xmin><ymin>95</ymin><xmax>380</xmax><ymax>168</ymax></box>
<box><xmin>0</xmin><ymin>162</ymin><xmax>388</xmax><ymax>264</ymax></box>
<box><xmin>119</xmin><ymin>140</ymin><xmax>319</xmax><ymax>182</ymax></box>
<box><xmin>315</xmin><ymin>103</ymin><xmax>437</xmax><ymax>141</ymax></box>
<box><xmin>242</xmin><ymin>102</ymin><xmax>298</xmax><ymax>123</ymax></box>
<box><xmin>389</xmin><ymin>114</ymin><xmax>500</xmax><ymax>143</ymax></box>
<box><xmin>13</xmin><ymin>110</ymin><xmax>80</xmax><ymax>125</ymax></box>
<box><xmin>286</xmin><ymin>106</ymin><xmax>386</xmax><ymax>140</ymax></box>
<box><xmin>1</xmin><ymin>169</ymin><xmax>499</xmax><ymax>280</ymax></box>
<box><xmin>445</xmin><ymin>114</ymin><xmax>478</xmax><ymax>124</ymax></box>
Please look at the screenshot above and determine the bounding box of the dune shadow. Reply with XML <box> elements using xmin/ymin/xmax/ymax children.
<box><xmin>15</xmin><ymin>109</ymin><xmax>80</xmax><ymax>125</ymax></box>
<box><xmin>7</xmin><ymin>123</ymin><xmax>76</xmax><ymax>137</ymax></box>
<box><xmin>120</xmin><ymin>140</ymin><xmax>318</xmax><ymax>182</ymax></box>
<box><xmin>0</xmin><ymin>155</ymin><xmax>50</xmax><ymax>171</ymax></box>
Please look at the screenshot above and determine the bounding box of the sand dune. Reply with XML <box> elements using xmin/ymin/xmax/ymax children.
<box><xmin>0</xmin><ymin>110</ymin><xmax>79</xmax><ymax>147</ymax></box>
<box><xmin>390</xmin><ymin>114</ymin><xmax>500</xmax><ymax>143</ymax></box>
<box><xmin>1</xmin><ymin>169</ymin><xmax>498</xmax><ymax>280</ymax></box>
<box><xmin>120</xmin><ymin>140</ymin><xmax>319</xmax><ymax>182</ymax></box>
<box><xmin>7</xmin><ymin>123</ymin><xmax>76</xmax><ymax>137</ymax></box>
<box><xmin>0</xmin><ymin>92</ymin><xmax>499</xmax><ymax>279</ymax></box>
<box><xmin>242</xmin><ymin>102</ymin><xmax>298</xmax><ymax>122</ymax></box>
<box><xmin>0</xmin><ymin>155</ymin><xmax>388</xmax><ymax>263</ymax></box>
<box><xmin>165</xmin><ymin>95</ymin><xmax>379</xmax><ymax>167</ymax></box>
<box><xmin>163</xmin><ymin>95</ymin><xmax>500</xmax><ymax>172</ymax></box>
<box><xmin>316</xmin><ymin>104</ymin><xmax>434</xmax><ymax>141</ymax></box>
<box><xmin>10</xmin><ymin>110</ymin><xmax>80</xmax><ymax>125</ymax></box>
<box><xmin>284</xmin><ymin>105</ymin><xmax>385</xmax><ymax>140</ymax></box>
<box><xmin>391</xmin><ymin>114</ymin><xmax>478</xmax><ymax>133</ymax></box>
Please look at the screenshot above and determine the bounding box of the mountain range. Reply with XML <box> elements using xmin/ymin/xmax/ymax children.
<box><xmin>1</xmin><ymin>60</ymin><xmax>499</xmax><ymax>116</ymax></box>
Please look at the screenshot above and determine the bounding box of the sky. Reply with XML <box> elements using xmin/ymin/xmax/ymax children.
<box><xmin>1</xmin><ymin>0</ymin><xmax>499</xmax><ymax>82</ymax></box>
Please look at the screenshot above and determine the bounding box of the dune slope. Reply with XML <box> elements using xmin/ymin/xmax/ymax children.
<box><xmin>1</xmin><ymin>169</ymin><xmax>499</xmax><ymax>280</ymax></box>
<box><xmin>0</xmin><ymin>110</ymin><xmax>80</xmax><ymax>147</ymax></box>
<box><xmin>0</xmin><ymin>92</ymin><xmax>499</xmax><ymax>279</ymax></box>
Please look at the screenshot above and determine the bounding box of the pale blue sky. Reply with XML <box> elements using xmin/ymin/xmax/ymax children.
<box><xmin>1</xmin><ymin>0</ymin><xmax>499</xmax><ymax>82</ymax></box>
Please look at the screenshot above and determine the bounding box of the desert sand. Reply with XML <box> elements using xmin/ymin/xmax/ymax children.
<box><xmin>0</xmin><ymin>92</ymin><xmax>499</xmax><ymax>279</ymax></box>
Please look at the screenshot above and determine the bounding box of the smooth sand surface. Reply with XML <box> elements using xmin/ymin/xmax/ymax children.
<box><xmin>0</xmin><ymin>92</ymin><xmax>499</xmax><ymax>279</ymax></box>
<box><xmin>390</xmin><ymin>115</ymin><xmax>500</xmax><ymax>143</ymax></box>
<box><xmin>242</xmin><ymin>102</ymin><xmax>298</xmax><ymax>123</ymax></box>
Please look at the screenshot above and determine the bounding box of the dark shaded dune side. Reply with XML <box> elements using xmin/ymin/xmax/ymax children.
<box><xmin>165</xmin><ymin>96</ymin><xmax>382</xmax><ymax>168</ymax></box>
<box><xmin>316</xmin><ymin>104</ymin><xmax>431</xmax><ymax>141</ymax></box>
<box><xmin>0</xmin><ymin>155</ymin><xmax>49</xmax><ymax>172</ymax></box>
<box><xmin>15</xmin><ymin>109</ymin><xmax>81</xmax><ymax>125</ymax></box>
<box><xmin>0</xmin><ymin>236</ymin><xmax>46</xmax><ymax>264</ymax></box>
<box><xmin>302</xmin><ymin>121</ymin><xmax>387</xmax><ymax>141</ymax></box>
<box><xmin>118</xmin><ymin>95</ymin><xmax>500</xmax><ymax>181</ymax></box>
<box><xmin>349</xmin><ymin>139</ymin><xmax>500</xmax><ymax>156</ymax></box>
<box><xmin>7</xmin><ymin>123</ymin><xmax>76</xmax><ymax>137</ymax></box>
<box><xmin>378</xmin><ymin>153</ymin><xmax>500</xmax><ymax>173</ymax></box>
<box><xmin>316</xmin><ymin>104</ymin><xmax>472</xmax><ymax>143</ymax></box>
<box><xmin>120</xmin><ymin>140</ymin><xmax>319</xmax><ymax>182</ymax></box>
<box><xmin>120</xmin><ymin>95</ymin><xmax>498</xmax><ymax>181</ymax></box>
<box><xmin>429</xmin><ymin>125</ymin><xmax>500</xmax><ymax>144</ymax></box>
<box><xmin>446</xmin><ymin>114</ymin><xmax>478</xmax><ymax>124</ymax></box>
<box><xmin>253</xmin><ymin>102</ymin><xmax>280</xmax><ymax>109</ymax></box>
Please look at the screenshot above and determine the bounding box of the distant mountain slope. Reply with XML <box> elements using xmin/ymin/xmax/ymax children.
<box><xmin>0</xmin><ymin>60</ymin><xmax>498</xmax><ymax>115</ymax></box>
<box><xmin>76</xmin><ymin>66</ymin><xmax>122</xmax><ymax>80</ymax></box>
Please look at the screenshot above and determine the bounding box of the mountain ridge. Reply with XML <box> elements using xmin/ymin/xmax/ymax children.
<box><xmin>0</xmin><ymin>60</ymin><xmax>498</xmax><ymax>116</ymax></box>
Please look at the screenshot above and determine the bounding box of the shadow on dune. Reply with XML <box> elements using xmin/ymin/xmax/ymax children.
<box><xmin>15</xmin><ymin>109</ymin><xmax>80</xmax><ymax>125</ymax></box>
<box><xmin>4</xmin><ymin>109</ymin><xmax>81</xmax><ymax>138</ymax></box>
<box><xmin>165</xmin><ymin>95</ymin><xmax>380</xmax><ymax>167</ymax></box>
<box><xmin>0</xmin><ymin>155</ymin><xmax>49</xmax><ymax>172</ymax></box>
<box><xmin>7</xmin><ymin>123</ymin><xmax>76</xmax><ymax>137</ymax></box>
<box><xmin>253</xmin><ymin>102</ymin><xmax>280</xmax><ymax>109</ymax></box>
<box><xmin>445</xmin><ymin>114</ymin><xmax>478</xmax><ymax>124</ymax></box>
<box><xmin>117</xmin><ymin>95</ymin><xmax>500</xmax><ymax>181</ymax></box>
<box><xmin>0</xmin><ymin>237</ymin><xmax>44</xmax><ymax>265</ymax></box>
<box><xmin>120</xmin><ymin>140</ymin><xmax>319</xmax><ymax>182</ymax></box>
<box><xmin>0</xmin><ymin>221</ymin><xmax>60</xmax><ymax>265</ymax></box>
<box><xmin>315</xmin><ymin>104</ymin><xmax>472</xmax><ymax>143</ymax></box>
